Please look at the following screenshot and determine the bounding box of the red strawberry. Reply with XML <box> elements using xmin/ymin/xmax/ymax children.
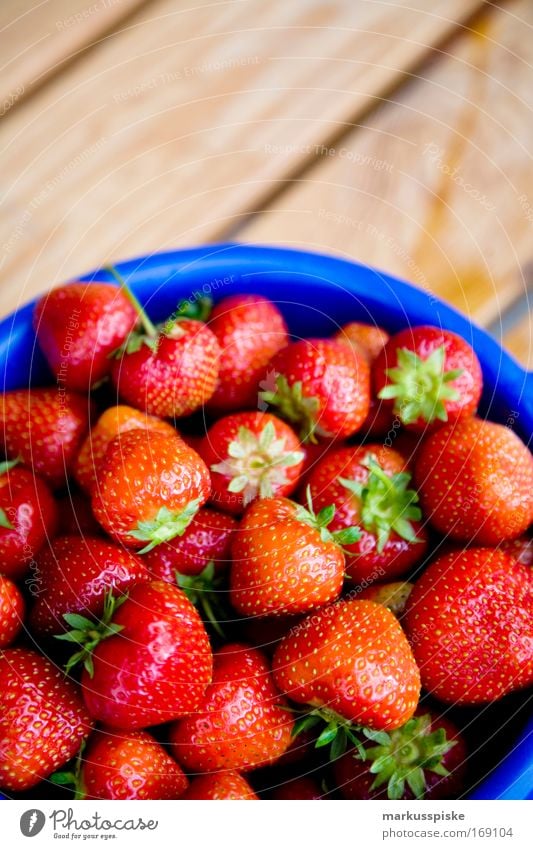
<box><xmin>358</xmin><ymin>581</ymin><xmax>414</xmax><ymax>618</ymax></box>
<box><xmin>230</xmin><ymin>494</ymin><xmax>359</xmax><ymax>618</ymax></box>
<box><xmin>374</xmin><ymin>325</ymin><xmax>482</xmax><ymax>431</ymax></box>
<box><xmin>33</xmin><ymin>282</ymin><xmax>137</xmax><ymax>391</ymax></box>
<box><xmin>405</xmin><ymin>548</ymin><xmax>533</xmax><ymax>705</ymax></box>
<box><xmin>0</xmin><ymin>388</ymin><xmax>92</xmax><ymax>488</ymax></box>
<box><xmin>111</xmin><ymin>311</ymin><xmax>220</xmax><ymax>418</ymax></box>
<box><xmin>182</xmin><ymin>771</ymin><xmax>258</xmax><ymax>800</ymax></box>
<box><xmin>272</xmin><ymin>777</ymin><xmax>323</xmax><ymax>800</ymax></box>
<box><xmin>74</xmin><ymin>404</ymin><xmax>178</xmax><ymax>494</ymax></box>
<box><xmin>336</xmin><ymin>322</ymin><xmax>389</xmax><ymax>362</ymax></box>
<box><xmin>57</xmin><ymin>492</ymin><xmax>102</xmax><ymax>537</ymax></box>
<box><xmin>207</xmin><ymin>294</ymin><xmax>289</xmax><ymax>412</ymax></box>
<box><xmin>272</xmin><ymin>599</ymin><xmax>420</xmax><ymax>733</ymax></box>
<box><xmin>501</xmin><ymin>535</ymin><xmax>533</xmax><ymax>566</ymax></box>
<box><xmin>92</xmin><ymin>429</ymin><xmax>210</xmax><ymax>552</ymax></box>
<box><xmin>143</xmin><ymin>506</ymin><xmax>237</xmax><ymax>580</ymax></box>
<box><xmin>0</xmin><ymin>648</ymin><xmax>92</xmax><ymax>791</ymax></box>
<box><xmin>415</xmin><ymin>417</ymin><xmax>533</xmax><ymax>544</ymax></box>
<box><xmin>0</xmin><ymin>575</ymin><xmax>25</xmax><ymax>647</ymax></box>
<box><xmin>29</xmin><ymin>536</ymin><xmax>148</xmax><ymax>637</ymax></box>
<box><xmin>306</xmin><ymin>445</ymin><xmax>427</xmax><ymax>585</ymax></box>
<box><xmin>0</xmin><ymin>459</ymin><xmax>58</xmax><ymax>579</ymax></box>
<box><xmin>58</xmin><ymin>730</ymin><xmax>189</xmax><ymax>800</ymax></box>
<box><xmin>260</xmin><ymin>338</ymin><xmax>370</xmax><ymax>442</ymax></box>
<box><xmin>333</xmin><ymin>711</ymin><xmax>466</xmax><ymax>800</ymax></box>
<box><xmin>170</xmin><ymin>643</ymin><xmax>293</xmax><ymax>773</ymax></box>
<box><xmin>199</xmin><ymin>412</ymin><xmax>304</xmax><ymax>515</ymax></box>
<box><xmin>298</xmin><ymin>438</ymin><xmax>340</xmax><ymax>490</ymax></box>
<box><xmin>68</xmin><ymin>581</ymin><xmax>212</xmax><ymax>729</ymax></box>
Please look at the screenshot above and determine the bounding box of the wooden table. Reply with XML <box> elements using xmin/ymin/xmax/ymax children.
<box><xmin>1</xmin><ymin>0</ymin><xmax>531</xmax><ymax>368</ymax></box>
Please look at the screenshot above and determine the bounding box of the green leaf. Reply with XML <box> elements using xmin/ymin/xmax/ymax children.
<box><xmin>406</xmin><ymin>767</ymin><xmax>427</xmax><ymax>800</ymax></box>
<box><xmin>0</xmin><ymin>456</ymin><xmax>22</xmax><ymax>476</ymax></box>
<box><xmin>62</xmin><ymin>613</ymin><xmax>96</xmax><ymax>631</ymax></box>
<box><xmin>315</xmin><ymin>724</ymin><xmax>338</xmax><ymax>749</ymax></box>
<box><xmin>330</xmin><ymin>726</ymin><xmax>348</xmax><ymax>760</ymax></box>
<box><xmin>0</xmin><ymin>508</ymin><xmax>14</xmax><ymax>530</ymax></box>
<box><xmin>292</xmin><ymin>713</ymin><xmax>321</xmax><ymax>738</ymax></box>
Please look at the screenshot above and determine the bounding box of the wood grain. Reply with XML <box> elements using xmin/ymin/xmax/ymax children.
<box><xmin>239</xmin><ymin>0</ymin><xmax>533</xmax><ymax>332</ymax></box>
<box><xmin>0</xmin><ymin>0</ymin><xmax>148</xmax><ymax>107</ymax></box>
<box><xmin>0</xmin><ymin>0</ymin><xmax>483</xmax><ymax>315</ymax></box>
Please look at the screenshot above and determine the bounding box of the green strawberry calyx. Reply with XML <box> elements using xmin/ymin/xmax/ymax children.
<box><xmin>338</xmin><ymin>454</ymin><xmax>422</xmax><ymax>553</ymax></box>
<box><xmin>353</xmin><ymin>713</ymin><xmax>457</xmax><ymax>800</ymax></box>
<box><xmin>130</xmin><ymin>498</ymin><xmax>203</xmax><ymax>554</ymax></box>
<box><xmin>260</xmin><ymin>374</ymin><xmax>321</xmax><ymax>444</ymax></box>
<box><xmin>290</xmin><ymin>705</ymin><xmax>368</xmax><ymax>761</ymax></box>
<box><xmin>378</xmin><ymin>345</ymin><xmax>463</xmax><ymax>425</ymax></box>
<box><xmin>294</xmin><ymin>486</ymin><xmax>361</xmax><ymax>551</ymax></box>
<box><xmin>105</xmin><ymin>264</ymin><xmax>159</xmax><ymax>356</ymax></box>
<box><xmin>55</xmin><ymin>590</ymin><xmax>127</xmax><ymax>677</ymax></box>
<box><xmin>50</xmin><ymin>740</ymin><xmax>86</xmax><ymax>800</ymax></box>
<box><xmin>176</xmin><ymin>561</ymin><xmax>228</xmax><ymax>639</ymax></box>
<box><xmin>211</xmin><ymin>420</ymin><xmax>304</xmax><ymax>506</ymax></box>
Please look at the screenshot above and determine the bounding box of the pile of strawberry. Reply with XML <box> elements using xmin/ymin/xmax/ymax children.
<box><xmin>0</xmin><ymin>272</ymin><xmax>532</xmax><ymax>802</ymax></box>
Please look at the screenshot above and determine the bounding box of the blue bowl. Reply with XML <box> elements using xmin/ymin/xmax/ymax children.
<box><xmin>0</xmin><ymin>243</ymin><xmax>531</xmax><ymax>799</ymax></box>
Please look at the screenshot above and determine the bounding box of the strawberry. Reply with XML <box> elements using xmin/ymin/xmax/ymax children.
<box><xmin>108</xmin><ymin>270</ymin><xmax>220</xmax><ymax>419</ymax></box>
<box><xmin>182</xmin><ymin>771</ymin><xmax>258</xmax><ymax>800</ymax></box>
<box><xmin>260</xmin><ymin>338</ymin><xmax>370</xmax><ymax>442</ymax></box>
<box><xmin>230</xmin><ymin>494</ymin><xmax>360</xmax><ymax>618</ymax></box>
<box><xmin>29</xmin><ymin>536</ymin><xmax>148</xmax><ymax>637</ymax></box>
<box><xmin>92</xmin><ymin>428</ymin><xmax>211</xmax><ymax>552</ymax></box>
<box><xmin>0</xmin><ymin>388</ymin><xmax>92</xmax><ymax>488</ymax></box>
<box><xmin>358</xmin><ymin>581</ymin><xmax>414</xmax><ymax>618</ymax></box>
<box><xmin>74</xmin><ymin>404</ymin><xmax>177</xmax><ymax>494</ymax></box>
<box><xmin>143</xmin><ymin>506</ymin><xmax>237</xmax><ymax>580</ymax></box>
<box><xmin>272</xmin><ymin>777</ymin><xmax>323</xmax><ymax>800</ymax></box>
<box><xmin>272</xmin><ymin>599</ymin><xmax>420</xmax><ymax>735</ymax></box>
<box><xmin>199</xmin><ymin>412</ymin><xmax>304</xmax><ymax>514</ymax></box>
<box><xmin>333</xmin><ymin>711</ymin><xmax>466</xmax><ymax>800</ymax></box>
<box><xmin>0</xmin><ymin>459</ymin><xmax>58</xmax><ymax>579</ymax></box>
<box><xmin>501</xmin><ymin>535</ymin><xmax>533</xmax><ymax>566</ymax></box>
<box><xmin>405</xmin><ymin>548</ymin><xmax>533</xmax><ymax>704</ymax></box>
<box><xmin>170</xmin><ymin>643</ymin><xmax>293</xmax><ymax>772</ymax></box>
<box><xmin>306</xmin><ymin>445</ymin><xmax>427</xmax><ymax>584</ymax></box>
<box><xmin>54</xmin><ymin>730</ymin><xmax>189</xmax><ymax>800</ymax></box>
<box><xmin>62</xmin><ymin>581</ymin><xmax>212</xmax><ymax>729</ymax></box>
<box><xmin>0</xmin><ymin>575</ymin><xmax>25</xmax><ymax>647</ymax></box>
<box><xmin>414</xmin><ymin>417</ymin><xmax>533</xmax><ymax>544</ymax></box>
<box><xmin>374</xmin><ymin>325</ymin><xmax>482</xmax><ymax>431</ymax></box>
<box><xmin>33</xmin><ymin>282</ymin><xmax>137</xmax><ymax>391</ymax></box>
<box><xmin>335</xmin><ymin>322</ymin><xmax>389</xmax><ymax>362</ymax></box>
<box><xmin>0</xmin><ymin>648</ymin><xmax>92</xmax><ymax>791</ymax></box>
<box><xmin>207</xmin><ymin>294</ymin><xmax>289</xmax><ymax>412</ymax></box>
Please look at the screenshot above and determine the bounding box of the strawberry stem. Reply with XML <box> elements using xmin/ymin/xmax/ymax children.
<box><xmin>50</xmin><ymin>740</ymin><xmax>86</xmax><ymax>800</ymax></box>
<box><xmin>104</xmin><ymin>264</ymin><xmax>158</xmax><ymax>339</ymax></box>
<box><xmin>294</xmin><ymin>486</ymin><xmax>361</xmax><ymax>551</ymax></box>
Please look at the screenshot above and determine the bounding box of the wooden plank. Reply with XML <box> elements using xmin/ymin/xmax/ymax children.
<box><xmin>0</xmin><ymin>0</ymin><xmax>148</xmax><ymax>108</ymax></box>
<box><xmin>238</xmin><ymin>0</ymin><xmax>533</xmax><ymax>329</ymax></box>
<box><xmin>503</xmin><ymin>311</ymin><xmax>532</xmax><ymax>370</ymax></box>
<box><xmin>0</xmin><ymin>0</ymin><xmax>483</xmax><ymax>316</ymax></box>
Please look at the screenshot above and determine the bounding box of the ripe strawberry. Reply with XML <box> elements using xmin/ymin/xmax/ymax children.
<box><xmin>358</xmin><ymin>581</ymin><xmax>414</xmax><ymax>618</ymax></box>
<box><xmin>306</xmin><ymin>445</ymin><xmax>427</xmax><ymax>585</ymax></box>
<box><xmin>260</xmin><ymin>338</ymin><xmax>370</xmax><ymax>442</ymax></box>
<box><xmin>0</xmin><ymin>648</ymin><xmax>92</xmax><ymax>791</ymax></box>
<box><xmin>33</xmin><ymin>282</ymin><xmax>137</xmax><ymax>391</ymax></box>
<box><xmin>0</xmin><ymin>459</ymin><xmax>58</xmax><ymax>579</ymax></box>
<box><xmin>405</xmin><ymin>548</ymin><xmax>533</xmax><ymax>705</ymax></box>
<box><xmin>501</xmin><ymin>535</ymin><xmax>533</xmax><ymax>566</ymax></box>
<box><xmin>110</xmin><ymin>302</ymin><xmax>220</xmax><ymax>418</ymax></box>
<box><xmin>74</xmin><ymin>405</ymin><xmax>177</xmax><ymax>494</ymax></box>
<box><xmin>414</xmin><ymin>417</ymin><xmax>533</xmax><ymax>544</ymax></box>
<box><xmin>65</xmin><ymin>581</ymin><xmax>212</xmax><ymax>729</ymax></box>
<box><xmin>230</xmin><ymin>494</ymin><xmax>360</xmax><ymax>618</ymax></box>
<box><xmin>336</xmin><ymin>322</ymin><xmax>389</xmax><ymax>362</ymax></box>
<box><xmin>182</xmin><ymin>771</ymin><xmax>258</xmax><ymax>800</ymax></box>
<box><xmin>207</xmin><ymin>294</ymin><xmax>289</xmax><ymax>412</ymax></box>
<box><xmin>0</xmin><ymin>575</ymin><xmax>25</xmax><ymax>647</ymax></box>
<box><xmin>272</xmin><ymin>599</ymin><xmax>420</xmax><ymax>734</ymax></box>
<box><xmin>272</xmin><ymin>777</ymin><xmax>323</xmax><ymax>800</ymax></box>
<box><xmin>92</xmin><ymin>429</ymin><xmax>210</xmax><ymax>552</ymax></box>
<box><xmin>199</xmin><ymin>412</ymin><xmax>304</xmax><ymax>514</ymax></box>
<box><xmin>54</xmin><ymin>730</ymin><xmax>189</xmax><ymax>800</ymax></box>
<box><xmin>170</xmin><ymin>643</ymin><xmax>293</xmax><ymax>772</ymax></box>
<box><xmin>0</xmin><ymin>388</ymin><xmax>92</xmax><ymax>488</ymax></box>
<box><xmin>374</xmin><ymin>325</ymin><xmax>482</xmax><ymax>431</ymax></box>
<box><xmin>333</xmin><ymin>711</ymin><xmax>466</xmax><ymax>800</ymax></box>
<box><xmin>29</xmin><ymin>536</ymin><xmax>148</xmax><ymax>637</ymax></box>
<box><xmin>143</xmin><ymin>506</ymin><xmax>237</xmax><ymax>580</ymax></box>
